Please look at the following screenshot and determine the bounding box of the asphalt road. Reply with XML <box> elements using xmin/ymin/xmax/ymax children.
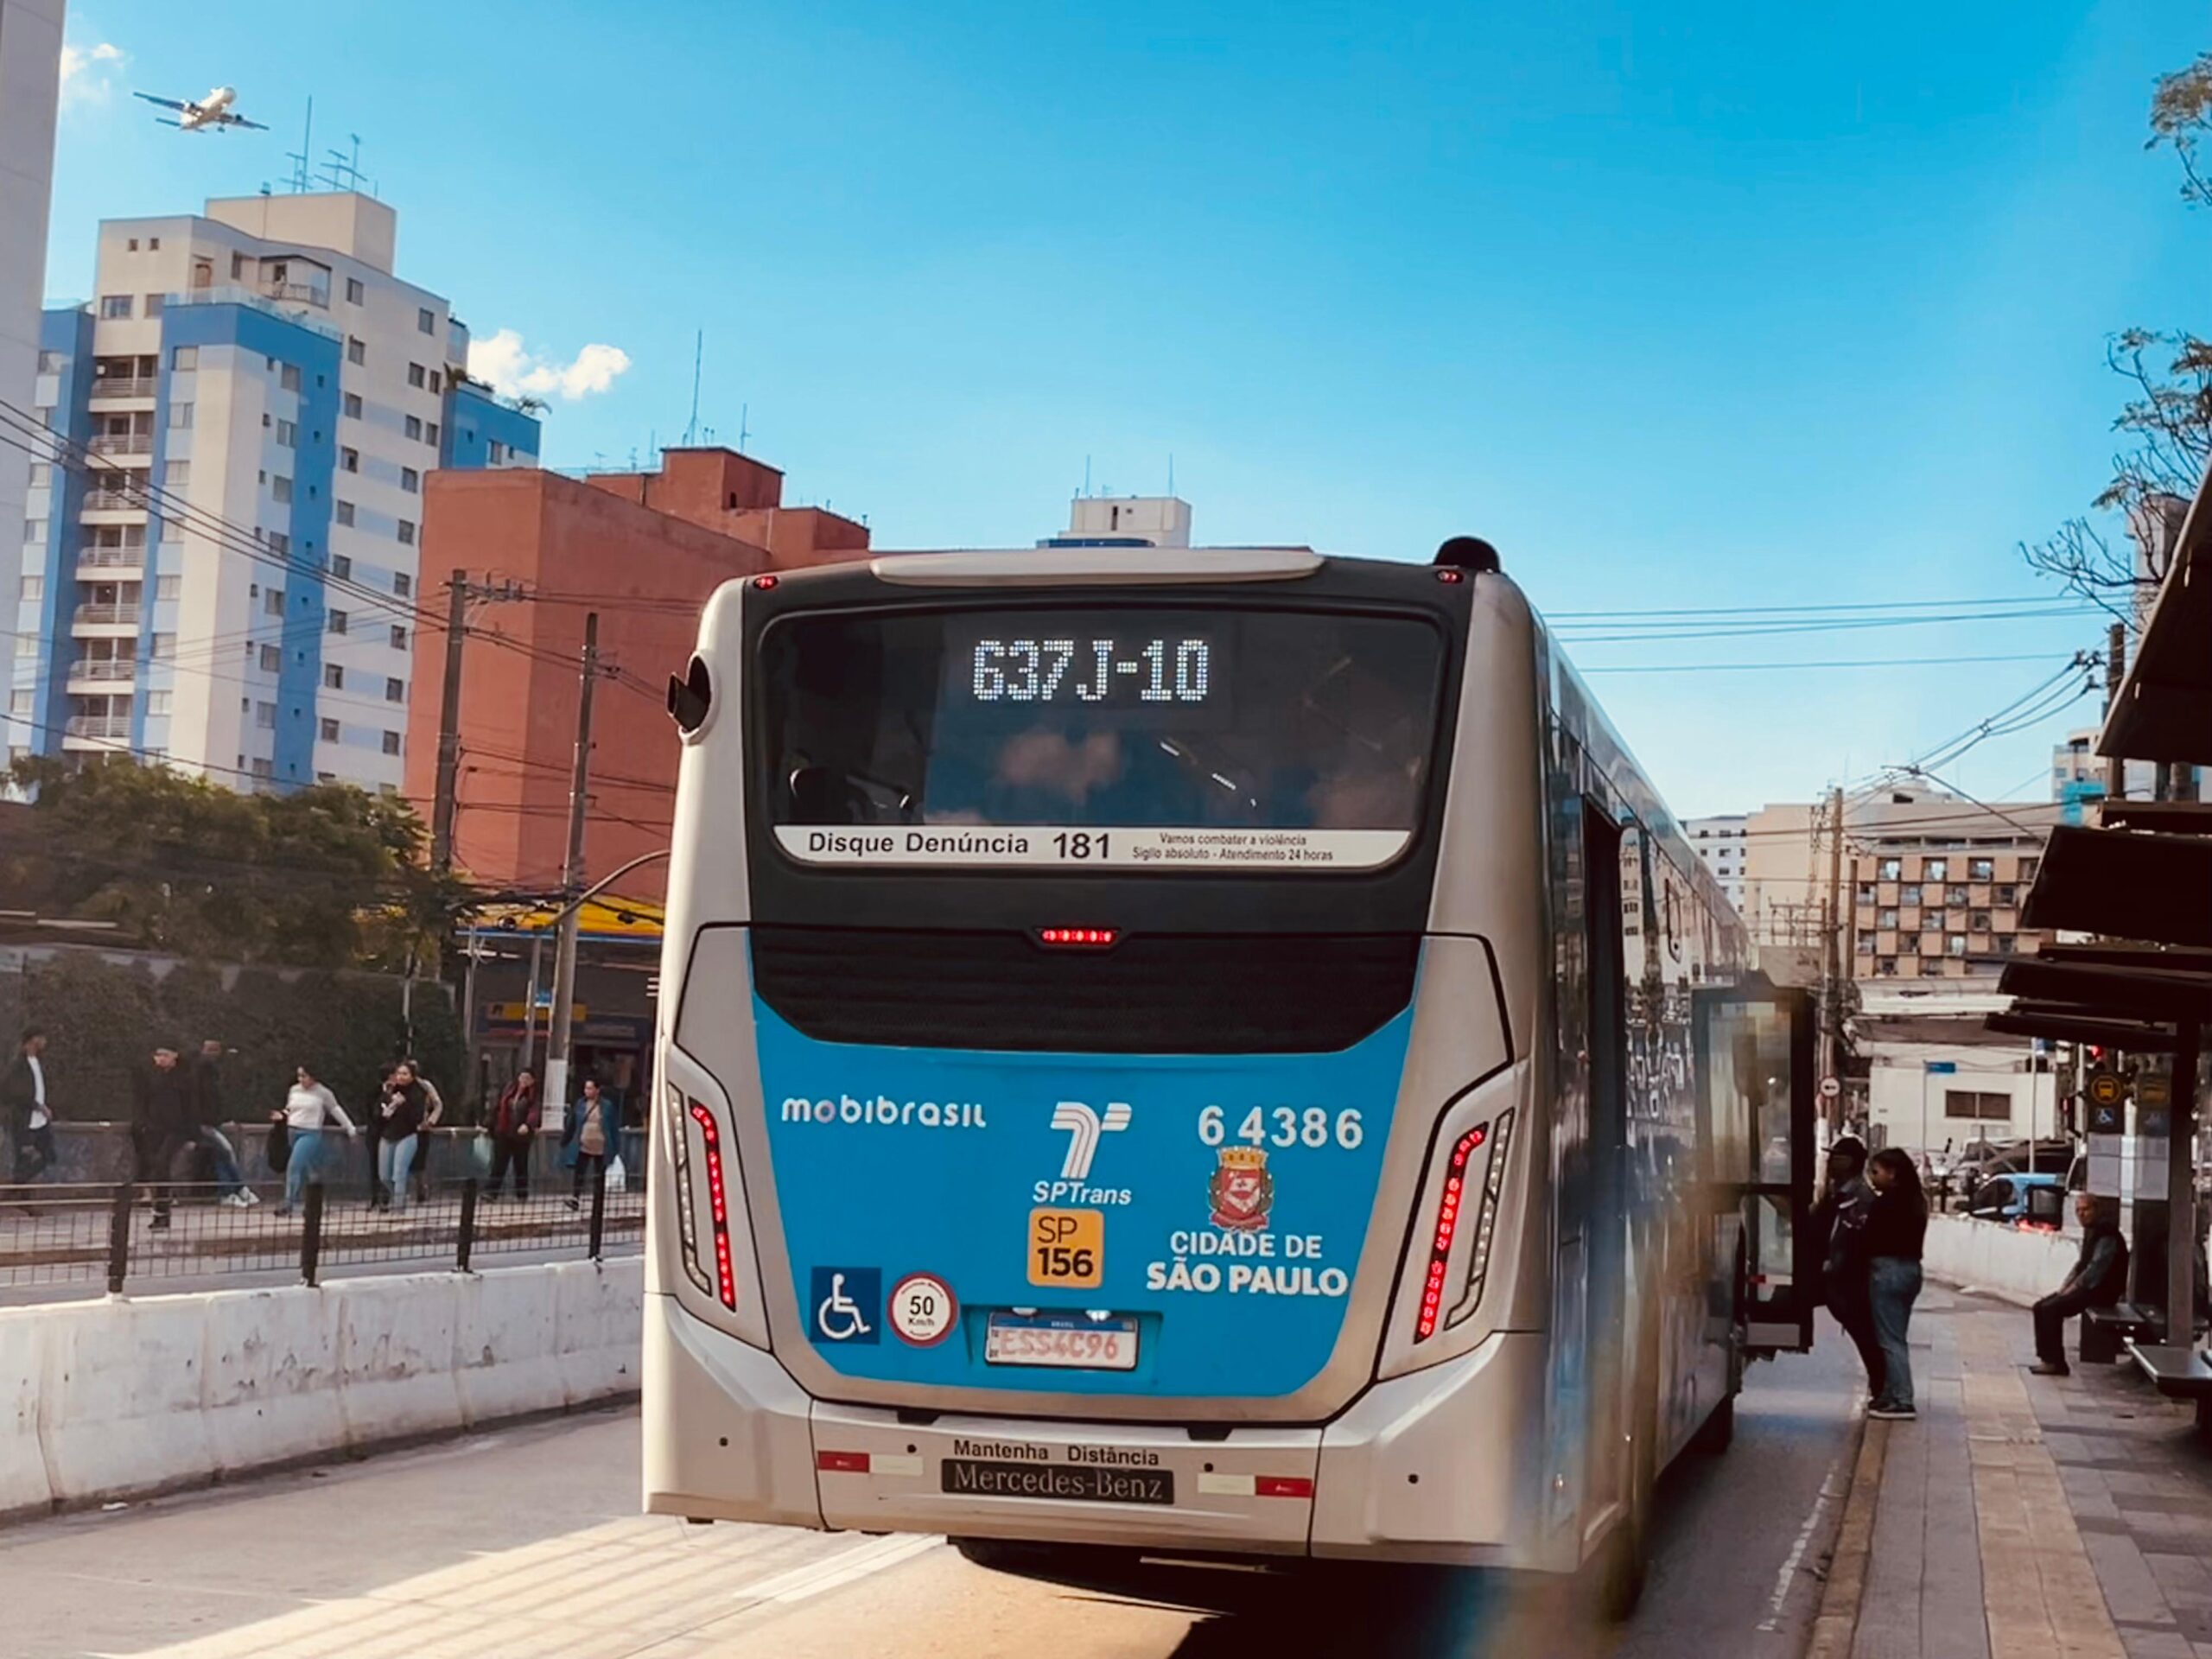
<box><xmin>0</xmin><ymin>1324</ymin><xmax>1862</xmax><ymax>1659</ymax></box>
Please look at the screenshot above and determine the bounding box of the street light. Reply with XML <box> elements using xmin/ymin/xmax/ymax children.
<box><xmin>536</xmin><ymin>846</ymin><xmax>670</xmax><ymax>1129</ymax></box>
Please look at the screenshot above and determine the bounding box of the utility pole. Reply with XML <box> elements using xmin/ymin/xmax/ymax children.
<box><xmin>2105</xmin><ymin>622</ymin><xmax>2127</xmax><ymax>801</ymax></box>
<box><xmin>543</xmin><ymin>612</ymin><xmax>600</xmax><ymax>1130</ymax></box>
<box><xmin>428</xmin><ymin>573</ymin><xmax>528</xmax><ymax>874</ymax></box>
<box><xmin>1821</xmin><ymin>785</ymin><xmax>1847</xmax><ymax>1134</ymax></box>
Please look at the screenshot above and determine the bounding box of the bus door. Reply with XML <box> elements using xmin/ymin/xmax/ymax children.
<box><xmin>1693</xmin><ymin>976</ymin><xmax>1816</xmax><ymax>1355</ymax></box>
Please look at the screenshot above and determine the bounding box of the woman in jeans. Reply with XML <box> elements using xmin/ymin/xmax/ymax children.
<box><xmin>274</xmin><ymin>1064</ymin><xmax>357</xmax><ymax>1216</ymax></box>
<box><xmin>1863</xmin><ymin>1147</ymin><xmax>1929</xmax><ymax>1421</ymax></box>
<box><xmin>373</xmin><ymin>1063</ymin><xmax>429</xmax><ymax>1214</ymax></box>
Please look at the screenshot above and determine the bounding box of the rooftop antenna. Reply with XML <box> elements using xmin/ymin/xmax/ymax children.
<box><xmin>320</xmin><ymin>134</ymin><xmax>366</xmax><ymax>194</ymax></box>
<box><xmin>737</xmin><ymin>403</ymin><xmax>749</xmax><ymax>453</ymax></box>
<box><xmin>1167</xmin><ymin>453</ymin><xmax>1175</xmax><ymax>496</ymax></box>
<box><xmin>285</xmin><ymin>97</ymin><xmax>315</xmax><ymax>194</ymax></box>
<box><xmin>1083</xmin><ymin>454</ymin><xmax>1091</xmax><ymax>498</ymax></box>
<box><xmin>682</xmin><ymin>330</ymin><xmax>702</xmax><ymax>447</ymax></box>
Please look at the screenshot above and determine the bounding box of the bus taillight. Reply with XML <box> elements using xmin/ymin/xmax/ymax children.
<box><xmin>685</xmin><ymin>1100</ymin><xmax>738</xmax><ymax>1310</ymax></box>
<box><xmin>1038</xmin><ymin>927</ymin><xmax>1120</xmax><ymax>948</ymax></box>
<box><xmin>1415</xmin><ymin>1124</ymin><xmax>1487</xmax><ymax>1342</ymax></box>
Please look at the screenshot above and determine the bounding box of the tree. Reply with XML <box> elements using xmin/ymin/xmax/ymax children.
<box><xmin>0</xmin><ymin>756</ymin><xmax>466</xmax><ymax>970</ymax></box>
<box><xmin>2023</xmin><ymin>54</ymin><xmax>2212</xmax><ymax>615</ymax></box>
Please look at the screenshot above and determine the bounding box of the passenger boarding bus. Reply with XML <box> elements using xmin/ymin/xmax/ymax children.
<box><xmin>643</xmin><ymin>538</ymin><xmax>1818</xmax><ymax>1613</ymax></box>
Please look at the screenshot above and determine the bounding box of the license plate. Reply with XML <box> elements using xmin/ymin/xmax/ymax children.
<box><xmin>941</xmin><ymin>1459</ymin><xmax>1173</xmax><ymax>1504</ymax></box>
<box><xmin>984</xmin><ymin>1312</ymin><xmax>1139</xmax><ymax>1371</ymax></box>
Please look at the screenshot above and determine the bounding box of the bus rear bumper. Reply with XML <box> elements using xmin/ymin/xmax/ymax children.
<box><xmin>645</xmin><ymin>1296</ymin><xmax>1557</xmax><ymax>1567</ymax></box>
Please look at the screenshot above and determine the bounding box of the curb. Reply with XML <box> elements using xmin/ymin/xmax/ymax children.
<box><xmin>1804</xmin><ymin>1416</ymin><xmax>1888</xmax><ymax>1659</ymax></box>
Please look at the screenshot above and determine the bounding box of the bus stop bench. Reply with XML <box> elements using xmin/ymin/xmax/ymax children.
<box><xmin>2124</xmin><ymin>1341</ymin><xmax>2212</xmax><ymax>1440</ymax></box>
<box><xmin>2082</xmin><ymin>1304</ymin><xmax>2158</xmax><ymax>1365</ymax></box>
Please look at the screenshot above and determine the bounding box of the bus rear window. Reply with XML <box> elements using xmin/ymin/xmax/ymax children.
<box><xmin>757</xmin><ymin>607</ymin><xmax>1446</xmax><ymax>872</ymax></box>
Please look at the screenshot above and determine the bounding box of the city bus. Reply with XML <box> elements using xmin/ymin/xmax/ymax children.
<box><xmin>642</xmin><ymin>538</ymin><xmax>1817</xmax><ymax>1613</ymax></box>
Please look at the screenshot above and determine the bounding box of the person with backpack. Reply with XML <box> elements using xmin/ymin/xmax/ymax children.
<box><xmin>1864</xmin><ymin>1147</ymin><xmax>1929</xmax><ymax>1421</ymax></box>
<box><xmin>1812</xmin><ymin>1135</ymin><xmax>1884</xmax><ymax>1404</ymax></box>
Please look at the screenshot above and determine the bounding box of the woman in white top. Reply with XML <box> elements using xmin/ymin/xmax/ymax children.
<box><xmin>276</xmin><ymin>1064</ymin><xmax>358</xmax><ymax>1215</ymax></box>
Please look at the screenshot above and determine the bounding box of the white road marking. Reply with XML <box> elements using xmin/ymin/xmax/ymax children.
<box><xmin>1754</xmin><ymin>1387</ymin><xmax>1863</xmax><ymax>1633</ymax></box>
<box><xmin>728</xmin><ymin>1531</ymin><xmax>945</xmax><ymax>1605</ymax></box>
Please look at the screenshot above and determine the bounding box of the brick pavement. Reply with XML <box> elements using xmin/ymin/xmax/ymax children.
<box><xmin>1822</xmin><ymin>1282</ymin><xmax>2212</xmax><ymax>1659</ymax></box>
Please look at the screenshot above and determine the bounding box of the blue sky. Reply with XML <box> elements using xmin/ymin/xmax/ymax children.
<box><xmin>41</xmin><ymin>0</ymin><xmax>2211</xmax><ymax>816</ymax></box>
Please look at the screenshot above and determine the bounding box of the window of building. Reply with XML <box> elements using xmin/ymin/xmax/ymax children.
<box><xmin>1945</xmin><ymin>1090</ymin><xmax>2011</xmax><ymax>1121</ymax></box>
<box><xmin>320</xmin><ymin>717</ymin><xmax>340</xmax><ymax>741</ymax></box>
<box><xmin>1997</xmin><ymin>883</ymin><xmax>2018</xmax><ymax>906</ymax></box>
<box><xmin>487</xmin><ymin>440</ymin><xmax>505</xmax><ymax>464</ymax></box>
<box><xmin>1947</xmin><ymin>884</ymin><xmax>1969</xmax><ymax>905</ymax></box>
<box><xmin>335</xmin><ymin>501</ymin><xmax>355</xmax><ymax>528</ymax></box>
<box><xmin>168</xmin><ymin>402</ymin><xmax>193</xmax><ymax>429</ymax></box>
<box><xmin>327</xmin><ymin>609</ymin><xmax>348</xmax><ymax>636</ymax></box>
<box><xmin>1856</xmin><ymin>934</ymin><xmax>1875</xmax><ymax>955</ymax></box>
<box><xmin>161</xmin><ymin>516</ymin><xmax>183</xmax><ymax>543</ymax></box>
<box><xmin>156</xmin><ymin>575</ymin><xmax>180</xmax><ymax>601</ymax></box>
<box><xmin>407</xmin><ymin>362</ymin><xmax>426</xmax><ymax>389</ymax></box>
<box><xmin>255</xmin><ymin>701</ymin><xmax>276</xmax><ymax>730</ymax></box>
<box><xmin>170</xmin><ymin>346</ymin><xmax>197</xmax><ymax>372</ymax></box>
<box><xmin>264</xmin><ymin>588</ymin><xmax>285</xmax><ymax>617</ymax></box>
<box><xmin>404</xmin><ymin>415</ymin><xmax>422</xmax><ymax>441</ymax></box>
<box><xmin>147</xmin><ymin>690</ymin><xmax>171</xmax><ymax>717</ymax></box>
<box><xmin>425</xmin><ymin>422</ymin><xmax>440</xmax><ymax>448</ymax></box>
<box><xmin>385</xmin><ymin>677</ymin><xmax>404</xmax><ymax>703</ymax></box>
<box><xmin>341</xmin><ymin>448</ymin><xmax>359</xmax><ymax>473</ymax></box>
<box><xmin>29</xmin><ymin>462</ymin><xmax>51</xmax><ymax>486</ymax></box>
<box><xmin>1878</xmin><ymin>907</ymin><xmax>1898</xmax><ymax>929</ymax></box>
<box><xmin>346</xmin><ymin>337</ymin><xmax>365</xmax><ymax>366</ymax></box>
<box><xmin>143</xmin><ymin>295</ymin><xmax>164</xmax><ymax>318</ymax></box>
<box><xmin>276</xmin><ymin>419</ymin><xmax>297</xmax><ymax>448</ymax></box>
<box><xmin>1878</xmin><ymin>957</ymin><xmax>1898</xmax><ymax>976</ymax></box>
<box><xmin>13</xmin><ymin>637</ymin><xmax>34</xmax><ymax>658</ymax></box>
<box><xmin>251</xmin><ymin>758</ymin><xmax>273</xmax><ymax>780</ymax></box>
<box><xmin>1996</xmin><ymin>934</ymin><xmax>2017</xmax><ymax>954</ymax></box>
<box><xmin>346</xmin><ymin>276</ymin><xmax>365</xmax><ymax>304</ymax></box>
<box><xmin>2018</xmin><ymin>856</ymin><xmax>2040</xmax><ymax>881</ymax></box>
<box><xmin>162</xmin><ymin>460</ymin><xmax>189</xmax><ymax>487</ymax></box>
<box><xmin>390</xmin><ymin>625</ymin><xmax>408</xmax><ymax>651</ymax></box>
<box><xmin>343</xmin><ymin>391</ymin><xmax>363</xmax><ymax>419</ymax></box>
<box><xmin>8</xmin><ymin>690</ymin><xmax>29</xmax><ymax>715</ymax></box>
<box><xmin>400</xmin><ymin>467</ymin><xmax>419</xmax><ymax>493</ymax></box>
<box><xmin>266</xmin><ymin>530</ymin><xmax>290</xmax><ymax>556</ymax></box>
<box><xmin>393</xmin><ymin>574</ymin><xmax>413</xmax><ymax>599</ymax></box>
<box><xmin>99</xmin><ymin>295</ymin><xmax>132</xmax><ymax>319</ymax></box>
<box><xmin>1925</xmin><ymin>908</ymin><xmax>1947</xmax><ymax>931</ymax></box>
<box><xmin>1901</xmin><ymin>883</ymin><xmax>1923</xmax><ymax>906</ymax></box>
<box><xmin>1856</xmin><ymin>882</ymin><xmax>1877</xmax><ymax>904</ymax></box>
<box><xmin>323</xmin><ymin>664</ymin><xmax>344</xmax><ymax>690</ymax></box>
<box><xmin>1923</xmin><ymin>857</ymin><xmax>1948</xmax><ymax>881</ymax></box>
<box><xmin>397</xmin><ymin>520</ymin><xmax>416</xmax><ymax>546</ymax></box>
<box><xmin>36</xmin><ymin>350</ymin><xmax>63</xmax><ymax>372</ymax></box>
<box><xmin>329</xmin><ymin>558</ymin><xmax>353</xmax><ymax>587</ymax></box>
<box><xmin>429</xmin><ymin>370</ymin><xmax>442</xmax><ymax>394</ymax></box>
<box><xmin>1969</xmin><ymin>857</ymin><xmax>1995</xmax><ymax>880</ymax></box>
<box><xmin>280</xmin><ymin>364</ymin><xmax>301</xmax><ymax>393</ymax></box>
<box><xmin>271</xmin><ymin>475</ymin><xmax>293</xmax><ymax>505</ymax></box>
<box><xmin>257</xmin><ymin>644</ymin><xmax>282</xmax><ymax>671</ymax></box>
<box><xmin>1948</xmin><ymin>934</ymin><xmax>1968</xmax><ymax>957</ymax></box>
<box><xmin>381</xmin><ymin>729</ymin><xmax>401</xmax><ymax>756</ymax></box>
<box><xmin>417</xmin><ymin>307</ymin><xmax>435</xmax><ymax>335</ymax></box>
<box><xmin>22</xmin><ymin>520</ymin><xmax>41</xmax><ymax>546</ymax></box>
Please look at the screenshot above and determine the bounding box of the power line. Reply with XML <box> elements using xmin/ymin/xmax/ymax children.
<box><xmin>1579</xmin><ymin>651</ymin><xmax>2079</xmax><ymax>675</ymax></box>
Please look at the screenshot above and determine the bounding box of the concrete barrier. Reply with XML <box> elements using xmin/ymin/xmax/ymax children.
<box><xmin>0</xmin><ymin>1256</ymin><xmax>643</xmax><ymax>1522</ymax></box>
<box><xmin>1923</xmin><ymin>1213</ymin><xmax>2076</xmax><ymax>1306</ymax></box>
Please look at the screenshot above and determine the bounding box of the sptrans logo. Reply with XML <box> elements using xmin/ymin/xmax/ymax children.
<box><xmin>1037</xmin><ymin>1101</ymin><xmax>1132</xmax><ymax>1206</ymax></box>
<box><xmin>780</xmin><ymin>1094</ymin><xmax>989</xmax><ymax>1130</ymax></box>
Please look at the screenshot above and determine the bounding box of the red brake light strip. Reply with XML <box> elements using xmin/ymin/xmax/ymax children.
<box><xmin>1414</xmin><ymin>1123</ymin><xmax>1487</xmax><ymax>1342</ymax></box>
<box><xmin>687</xmin><ymin>1101</ymin><xmax>738</xmax><ymax>1310</ymax></box>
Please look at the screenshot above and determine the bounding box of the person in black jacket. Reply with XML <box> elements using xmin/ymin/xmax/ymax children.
<box><xmin>1863</xmin><ymin>1147</ymin><xmax>1929</xmax><ymax>1421</ymax></box>
<box><xmin>372</xmin><ymin>1062</ymin><xmax>429</xmax><ymax>1215</ymax></box>
<box><xmin>131</xmin><ymin>1043</ymin><xmax>195</xmax><ymax>1230</ymax></box>
<box><xmin>2</xmin><ymin>1028</ymin><xmax>54</xmax><ymax>1185</ymax></box>
<box><xmin>1811</xmin><ymin>1135</ymin><xmax>1884</xmax><ymax>1403</ymax></box>
<box><xmin>2029</xmin><ymin>1194</ymin><xmax>2131</xmax><ymax>1376</ymax></box>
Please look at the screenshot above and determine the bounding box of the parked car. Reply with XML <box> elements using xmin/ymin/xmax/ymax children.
<box><xmin>1964</xmin><ymin>1171</ymin><xmax>2067</xmax><ymax>1224</ymax></box>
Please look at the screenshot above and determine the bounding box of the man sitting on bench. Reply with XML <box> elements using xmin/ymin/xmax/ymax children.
<box><xmin>2031</xmin><ymin>1193</ymin><xmax>2130</xmax><ymax>1377</ymax></box>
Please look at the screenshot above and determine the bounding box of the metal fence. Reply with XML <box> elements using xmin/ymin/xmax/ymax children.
<box><xmin>0</xmin><ymin>1164</ymin><xmax>641</xmax><ymax>1298</ymax></box>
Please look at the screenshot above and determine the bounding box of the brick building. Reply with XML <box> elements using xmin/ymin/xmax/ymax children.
<box><xmin>404</xmin><ymin>447</ymin><xmax>867</xmax><ymax>893</ymax></box>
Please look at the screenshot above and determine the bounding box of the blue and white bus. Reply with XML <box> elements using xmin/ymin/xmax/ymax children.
<box><xmin>642</xmin><ymin>539</ymin><xmax>1815</xmax><ymax>1612</ymax></box>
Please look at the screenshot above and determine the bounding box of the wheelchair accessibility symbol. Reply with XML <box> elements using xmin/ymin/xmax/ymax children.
<box><xmin>810</xmin><ymin>1267</ymin><xmax>880</xmax><ymax>1344</ymax></box>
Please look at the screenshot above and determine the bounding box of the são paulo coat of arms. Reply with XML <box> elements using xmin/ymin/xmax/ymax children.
<box><xmin>1208</xmin><ymin>1146</ymin><xmax>1274</xmax><ymax>1230</ymax></box>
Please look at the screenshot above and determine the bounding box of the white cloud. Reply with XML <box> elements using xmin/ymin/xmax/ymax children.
<box><xmin>468</xmin><ymin>328</ymin><xmax>632</xmax><ymax>402</ymax></box>
<box><xmin>59</xmin><ymin>41</ymin><xmax>126</xmax><ymax>110</ymax></box>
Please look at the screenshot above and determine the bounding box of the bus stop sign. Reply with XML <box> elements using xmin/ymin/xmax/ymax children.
<box><xmin>2086</xmin><ymin>1067</ymin><xmax>2128</xmax><ymax>1111</ymax></box>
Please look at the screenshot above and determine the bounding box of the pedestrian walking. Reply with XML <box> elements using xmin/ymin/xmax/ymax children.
<box><xmin>1811</xmin><ymin>1135</ymin><xmax>1884</xmax><ymax>1404</ymax></box>
<box><xmin>273</xmin><ymin>1065</ymin><xmax>359</xmax><ymax>1217</ymax></box>
<box><xmin>409</xmin><ymin>1061</ymin><xmax>444</xmax><ymax>1205</ymax></box>
<box><xmin>190</xmin><ymin>1038</ymin><xmax>256</xmax><ymax>1207</ymax></box>
<box><xmin>1863</xmin><ymin>1147</ymin><xmax>1929</xmax><ymax>1421</ymax></box>
<box><xmin>561</xmin><ymin>1077</ymin><xmax>612</xmax><ymax>1211</ymax></box>
<box><xmin>2028</xmin><ymin>1194</ymin><xmax>2131</xmax><ymax>1376</ymax></box>
<box><xmin>2</xmin><ymin>1027</ymin><xmax>55</xmax><ymax>1185</ymax></box>
<box><xmin>373</xmin><ymin>1062</ymin><xmax>429</xmax><ymax>1215</ymax></box>
<box><xmin>485</xmin><ymin>1069</ymin><xmax>540</xmax><ymax>1200</ymax></box>
<box><xmin>131</xmin><ymin>1042</ymin><xmax>196</xmax><ymax>1230</ymax></box>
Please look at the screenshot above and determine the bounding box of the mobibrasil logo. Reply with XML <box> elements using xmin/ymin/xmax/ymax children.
<box><xmin>1038</xmin><ymin>1100</ymin><xmax>1133</xmax><ymax>1206</ymax></box>
<box><xmin>779</xmin><ymin>1094</ymin><xmax>988</xmax><ymax>1129</ymax></box>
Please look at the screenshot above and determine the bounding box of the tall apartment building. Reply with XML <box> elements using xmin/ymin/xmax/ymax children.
<box><xmin>1683</xmin><ymin>813</ymin><xmax>1747</xmax><ymax>912</ymax></box>
<box><xmin>0</xmin><ymin>0</ymin><xmax>66</xmax><ymax>619</ymax></box>
<box><xmin>7</xmin><ymin>192</ymin><xmax>539</xmax><ymax>791</ymax></box>
<box><xmin>1845</xmin><ymin>797</ymin><xmax>2062</xmax><ymax>981</ymax></box>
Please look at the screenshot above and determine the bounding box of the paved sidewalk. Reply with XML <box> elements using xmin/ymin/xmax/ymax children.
<box><xmin>1819</xmin><ymin>1282</ymin><xmax>2212</xmax><ymax>1659</ymax></box>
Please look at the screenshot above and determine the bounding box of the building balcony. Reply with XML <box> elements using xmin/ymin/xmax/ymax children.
<box><xmin>162</xmin><ymin>286</ymin><xmax>343</xmax><ymax>343</ymax></box>
<box><xmin>76</xmin><ymin>544</ymin><xmax>144</xmax><ymax>571</ymax></box>
<box><xmin>86</xmin><ymin>376</ymin><xmax>158</xmax><ymax>402</ymax></box>
<box><xmin>63</xmin><ymin>715</ymin><xmax>132</xmax><ymax>741</ymax></box>
<box><xmin>86</xmin><ymin>435</ymin><xmax>152</xmax><ymax>458</ymax></box>
<box><xmin>67</xmin><ymin>658</ymin><xmax>137</xmax><ymax>687</ymax></box>
<box><xmin>72</xmin><ymin>603</ymin><xmax>142</xmax><ymax>630</ymax></box>
<box><xmin>80</xmin><ymin>492</ymin><xmax>148</xmax><ymax>514</ymax></box>
<box><xmin>259</xmin><ymin>280</ymin><xmax>329</xmax><ymax>308</ymax></box>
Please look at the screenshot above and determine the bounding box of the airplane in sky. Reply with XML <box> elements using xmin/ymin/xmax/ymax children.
<box><xmin>134</xmin><ymin>86</ymin><xmax>269</xmax><ymax>132</ymax></box>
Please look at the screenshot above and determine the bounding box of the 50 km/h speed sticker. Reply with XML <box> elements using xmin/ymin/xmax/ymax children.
<box><xmin>1029</xmin><ymin>1208</ymin><xmax>1104</xmax><ymax>1288</ymax></box>
<box><xmin>890</xmin><ymin>1273</ymin><xmax>959</xmax><ymax>1346</ymax></box>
